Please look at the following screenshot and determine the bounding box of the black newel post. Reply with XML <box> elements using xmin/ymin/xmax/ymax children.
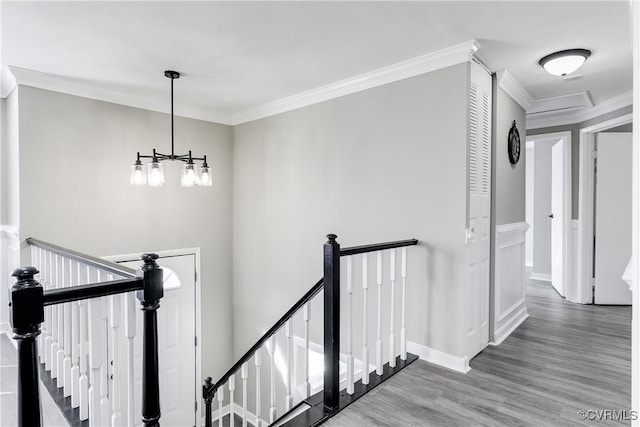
<box><xmin>137</xmin><ymin>253</ymin><xmax>163</xmax><ymax>427</ymax></box>
<box><xmin>203</xmin><ymin>377</ymin><xmax>214</xmax><ymax>427</ymax></box>
<box><xmin>10</xmin><ymin>266</ymin><xmax>44</xmax><ymax>427</ymax></box>
<box><xmin>323</xmin><ymin>234</ymin><xmax>340</xmax><ymax>414</ymax></box>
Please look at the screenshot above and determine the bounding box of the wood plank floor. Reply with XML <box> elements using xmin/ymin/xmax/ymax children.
<box><xmin>325</xmin><ymin>280</ymin><xmax>631</xmax><ymax>427</ymax></box>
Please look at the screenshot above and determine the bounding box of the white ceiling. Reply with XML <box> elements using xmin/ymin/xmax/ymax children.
<box><xmin>0</xmin><ymin>1</ymin><xmax>633</xmax><ymax>125</ymax></box>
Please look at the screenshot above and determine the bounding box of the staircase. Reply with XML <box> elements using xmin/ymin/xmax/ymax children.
<box><xmin>8</xmin><ymin>234</ymin><xmax>418</xmax><ymax>426</ymax></box>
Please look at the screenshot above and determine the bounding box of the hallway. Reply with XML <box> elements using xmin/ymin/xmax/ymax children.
<box><xmin>325</xmin><ymin>280</ymin><xmax>631</xmax><ymax>426</ymax></box>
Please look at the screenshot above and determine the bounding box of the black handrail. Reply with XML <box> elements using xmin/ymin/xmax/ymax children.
<box><xmin>27</xmin><ymin>237</ymin><xmax>137</xmax><ymax>279</ymax></box>
<box><xmin>340</xmin><ymin>238</ymin><xmax>418</xmax><ymax>257</ymax></box>
<box><xmin>204</xmin><ymin>277</ymin><xmax>325</xmax><ymax>398</ymax></box>
<box><xmin>43</xmin><ymin>278</ymin><xmax>144</xmax><ymax>306</ymax></box>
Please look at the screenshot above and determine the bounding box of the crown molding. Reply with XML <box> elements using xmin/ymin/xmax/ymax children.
<box><xmin>1</xmin><ymin>67</ymin><xmax>17</xmax><ymax>98</ymax></box>
<box><xmin>231</xmin><ymin>39</ymin><xmax>481</xmax><ymax>125</ymax></box>
<box><xmin>8</xmin><ymin>66</ymin><xmax>234</xmax><ymax>125</ymax></box>
<box><xmin>496</xmin><ymin>70</ymin><xmax>533</xmax><ymax>110</ymax></box>
<box><xmin>526</xmin><ymin>91</ymin><xmax>632</xmax><ymax>130</ymax></box>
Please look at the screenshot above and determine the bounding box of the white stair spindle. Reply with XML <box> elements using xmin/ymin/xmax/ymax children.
<box><xmin>35</xmin><ymin>247</ymin><xmax>44</xmax><ymax>364</ymax></box>
<box><xmin>63</xmin><ymin>258</ymin><xmax>73</xmax><ymax>395</ymax></box>
<box><xmin>389</xmin><ymin>249</ymin><xmax>397</xmax><ymax>368</ymax></box>
<box><xmin>346</xmin><ymin>256</ymin><xmax>354</xmax><ymax>395</ymax></box>
<box><xmin>78</xmin><ymin>266</ymin><xmax>89</xmax><ymax>420</ymax></box>
<box><xmin>71</xmin><ymin>261</ymin><xmax>81</xmax><ymax>409</ymax></box>
<box><xmin>376</xmin><ymin>251</ymin><xmax>383</xmax><ymax>375</ymax></box>
<box><xmin>255</xmin><ymin>349</ymin><xmax>262</xmax><ymax>427</ymax></box>
<box><xmin>110</xmin><ymin>280</ymin><xmax>122</xmax><ymax>427</ymax></box>
<box><xmin>98</xmin><ymin>274</ymin><xmax>110</xmax><ymax>427</ymax></box>
<box><xmin>56</xmin><ymin>255</ymin><xmax>65</xmax><ymax>388</ymax></box>
<box><xmin>285</xmin><ymin>319</ymin><xmax>293</xmax><ymax>410</ymax></box>
<box><xmin>229</xmin><ymin>375</ymin><xmax>236</xmax><ymax>427</ymax></box>
<box><xmin>50</xmin><ymin>253</ymin><xmax>59</xmax><ymax>378</ymax></box>
<box><xmin>362</xmin><ymin>254</ymin><xmax>369</xmax><ymax>385</ymax></box>
<box><xmin>268</xmin><ymin>337</ymin><xmax>277</xmax><ymax>423</ymax></box>
<box><xmin>32</xmin><ymin>246</ymin><xmax>42</xmax><ymax>362</ymax></box>
<box><xmin>241</xmin><ymin>362</ymin><xmax>248</xmax><ymax>427</ymax></box>
<box><xmin>217</xmin><ymin>386</ymin><xmax>224</xmax><ymax>427</ymax></box>
<box><xmin>45</xmin><ymin>250</ymin><xmax>53</xmax><ymax>371</ymax></box>
<box><xmin>88</xmin><ymin>279</ymin><xmax>103</xmax><ymax>426</ymax></box>
<box><xmin>401</xmin><ymin>247</ymin><xmax>408</xmax><ymax>361</ymax></box>
<box><xmin>302</xmin><ymin>302</ymin><xmax>311</xmax><ymax>397</ymax></box>
<box><xmin>124</xmin><ymin>291</ymin><xmax>136</xmax><ymax>427</ymax></box>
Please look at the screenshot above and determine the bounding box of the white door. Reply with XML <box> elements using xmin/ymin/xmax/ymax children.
<box><xmin>466</xmin><ymin>61</ymin><xmax>491</xmax><ymax>358</ymax></box>
<box><xmin>594</xmin><ymin>133</ymin><xmax>632</xmax><ymax>304</ymax></box>
<box><xmin>116</xmin><ymin>254</ymin><xmax>197</xmax><ymax>426</ymax></box>
<box><xmin>550</xmin><ymin>141</ymin><xmax>564</xmax><ymax>296</ymax></box>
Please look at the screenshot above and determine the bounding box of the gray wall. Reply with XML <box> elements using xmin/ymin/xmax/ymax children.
<box><xmin>528</xmin><ymin>105</ymin><xmax>632</xmax><ymax>219</ymax></box>
<box><xmin>232</xmin><ymin>64</ymin><xmax>470</xmax><ymax>359</ymax></box>
<box><xmin>16</xmin><ymin>86</ymin><xmax>234</xmax><ymax>381</ymax></box>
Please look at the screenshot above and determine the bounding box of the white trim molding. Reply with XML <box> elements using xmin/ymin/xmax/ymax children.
<box><xmin>232</xmin><ymin>39</ymin><xmax>480</xmax><ymax>125</ymax></box>
<box><xmin>496</xmin><ymin>70</ymin><xmax>533</xmax><ymax>110</ymax></box>
<box><xmin>1</xmin><ymin>66</ymin><xmax>17</xmax><ymax>99</ymax></box>
<box><xmin>527</xmin><ymin>91</ymin><xmax>632</xmax><ymax>130</ymax></box>
<box><xmin>491</xmin><ymin>222</ymin><xmax>530</xmax><ymax>347</ymax></box>
<box><xmin>407</xmin><ymin>341</ymin><xmax>471</xmax><ymax>373</ymax></box>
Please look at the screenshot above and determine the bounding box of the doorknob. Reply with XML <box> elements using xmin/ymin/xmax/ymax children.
<box><xmin>548</xmin><ymin>213</ymin><xmax>554</xmax><ymax>219</ymax></box>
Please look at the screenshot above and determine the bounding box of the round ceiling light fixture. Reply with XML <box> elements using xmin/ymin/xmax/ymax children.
<box><xmin>539</xmin><ymin>49</ymin><xmax>591</xmax><ymax>76</ymax></box>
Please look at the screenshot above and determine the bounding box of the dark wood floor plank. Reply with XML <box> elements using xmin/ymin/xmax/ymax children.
<box><xmin>324</xmin><ymin>280</ymin><xmax>631</xmax><ymax>427</ymax></box>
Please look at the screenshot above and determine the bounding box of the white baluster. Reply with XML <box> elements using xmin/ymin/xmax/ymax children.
<box><xmin>71</xmin><ymin>261</ymin><xmax>81</xmax><ymax>409</ymax></box>
<box><xmin>98</xmin><ymin>273</ymin><xmax>110</xmax><ymax>427</ymax></box>
<box><xmin>267</xmin><ymin>336</ymin><xmax>276</xmax><ymax>423</ymax></box>
<box><xmin>218</xmin><ymin>386</ymin><xmax>224</xmax><ymax>427</ymax></box>
<box><xmin>376</xmin><ymin>251</ymin><xmax>383</xmax><ymax>376</ymax></box>
<box><xmin>56</xmin><ymin>255</ymin><xmax>66</xmax><ymax>388</ymax></box>
<box><xmin>389</xmin><ymin>249</ymin><xmax>397</xmax><ymax>368</ymax></box>
<box><xmin>79</xmin><ymin>266</ymin><xmax>89</xmax><ymax>421</ymax></box>
<box><xmin>50</xmin><ymin>253</ymin><xmax>59</xmax><ymax>378</ymax></box>
<box><xmin>362</xmin><ymin>254</ymin><xmax>369</xmax><ymax>385</ymax></box>
<box><xmin>229</xmin><ymin>374</ymin><xmax>236</xmax><ymax>427</ymax></box>
<box><xmin>346</xmin><ymin>256</ymin><xmax>354</xmax><ymax>394</ymax></box>
<box><xmin>285</xmin><ymin>319</ymin><xmax>293</xmax><ymax>410</ymax></box>
<box><xmin>302</xmin><ymin>303</ymin><xmax>310</xmax><ymax>397</ymax></box>
<box><xmin>241</xmin><ymin>363</ymin><xmax>248</xmax><ymax>427</ymax></box>
<box><xmin>32</xmin><ymin>246</ymin><xmax>42</xmax><ymax>363</ymax></box>
<box><xmin>44</xmin><ymin>250</ymin><xmax>53</xmax><ymax>371</ymax></box>
<box><xmin>88</xmin><ymin>272</ymin><xmax>103</xmax><ymax>426</ymax></box>
<box><xmin>63</xmin><ymin>258</ymin><xmax>73</xmax><ymax>395</ymax></box>
<box><xmin>110</xmin><ymin>279</ymin><xmax>122</xmax><ymax>427</ymax></box>
<box><xmin>255</xmin><ymin>349</ymin><xmax>262</xmax><ymax>427</ymax></box>
<box><xmin>401</xmin><ymin>247</ymin><xmax>407</xmax><ymax>361</ymax></box>
<box><xmin>124</xmin><ymin>291</ymin><xmax>136</xmax><ymax>427</ymax></box>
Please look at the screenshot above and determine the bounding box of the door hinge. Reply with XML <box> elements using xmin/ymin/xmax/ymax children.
<box><xmin>591</xmin><ymin>150</ymin><xmax>598</xmax><ymax>159</ymax></box>
<box><xmin>195</xmin><ymin>336</ymin><xmax>198</xmax><ymax>346</ymax></box>
<box><xmin>195</xmin><ymin>401</ymin><xmax>197</xmax><ymax>412</ymax></box>
<box><xmin>194</xmin><ymin>271</ymin><xmax>197</xmax><ymax>282</ymax></box>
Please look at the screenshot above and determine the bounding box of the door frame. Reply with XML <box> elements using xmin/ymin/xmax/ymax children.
<box><xmin>525</xmin><ymin>131</ymin><xmax>571</xmax><ymax>298</ymax></box>
<box><xmin>577</xmin><ymin>113</ymin><xmax>633</xmax><ymax>304</ymax></box>
<box><xmin>104</xmin><ymin>247</ymin><xmax>202</xmax><ymax>423</ymax></box>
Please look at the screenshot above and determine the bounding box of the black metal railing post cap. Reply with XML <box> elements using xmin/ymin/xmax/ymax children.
<box><xmin>140</xmin><ymin>252</ymin><xmax>159</xmax><ymax>265</ymax></box>
<box><xmin>326</xmin><ymin>233</ymin><xmax>338</xmax><ymax>241</ymax></box>
<box><xmin>11</xmin><ymin>266</ymin><xmax>39</xmax><ymax>281</ymax></box>
<box><xmin>137</xmin><ymin>253</ymin><xmax>163</xmax><ymax>304</ymax></box>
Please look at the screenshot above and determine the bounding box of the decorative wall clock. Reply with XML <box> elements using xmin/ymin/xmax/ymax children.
<box><xmin>508</xmin><ymin>120</ymin><xmax>521</xmax><ymax>165</ymax></box>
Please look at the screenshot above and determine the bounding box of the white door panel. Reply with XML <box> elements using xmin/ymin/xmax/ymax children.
<box><xmin>594</xmin><ymin>132</ymin><xmax>632</xmax><ymax>305</ymax></box>
<box><xmin>551</xmin><ymin>141</ymin><xmax>564</xmax><ymax>296</ymax></box>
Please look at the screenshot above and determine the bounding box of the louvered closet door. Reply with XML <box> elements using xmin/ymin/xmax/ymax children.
<box><xmin>466</xmin><ymin>61</ymin><xmax>492</xmax><ymax>359</ymax></box>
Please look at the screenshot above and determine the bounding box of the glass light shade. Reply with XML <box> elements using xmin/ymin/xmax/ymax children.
<box><xmin>147</xmin><ymin>161</ymin><xmax>165</xmax><ymax>187</ymax></box>
<box><xmin>181</xmin><ymin>163</ymin><xmax>198</xmax><ymax>187</ymax></box>
<box><xmin>539</xmin><ymin>49</ymin><xmax>591</xmax><ymax>76</ymax></box>
<box><xmin>198</xmin><ymin>165</ymin><xmax>212</xmax><ymax>186</ymax></box>
<box><xmin>130</xmin><ymin>163</ymin><xmax>146</xmax><ymax>185</ymax></box>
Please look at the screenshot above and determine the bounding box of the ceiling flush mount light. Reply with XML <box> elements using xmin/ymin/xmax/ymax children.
<box><xmin>539</xmin><ymin>49</ymin><xmax>591</xmax><ymax>77</ymax></box>
<box><xmin>131</xmin><ymin>70</ymin><xmax>212</xmax><ymax>187</ymax></box>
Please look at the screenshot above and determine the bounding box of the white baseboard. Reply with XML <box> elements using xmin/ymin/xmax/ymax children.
<box><xmin>490</xmin><ymin>305</ymin><xmax>529</xmax><ymax>346</ymax></box>
<box><xmin>407</xmin><ymin>341</ymin><xmax>470</xmax><ymax>373</ymax></box>
<box><xmin>530</xmin><ymin>272</ymin><xmax>551</xmax><ymax>282</ymax></box>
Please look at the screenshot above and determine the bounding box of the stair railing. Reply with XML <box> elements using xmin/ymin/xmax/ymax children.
<box><xmin>203</xmin><ymin>234</ymin><xmax>418</xmax><ymax>427</ymax></box>
<box><xmin>9</xmin><ymin>238</ymin><xmax>164</xmax><ymax>427</ymax></box>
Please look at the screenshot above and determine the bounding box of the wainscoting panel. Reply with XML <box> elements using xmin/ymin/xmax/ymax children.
<box><xmin>491</xmin><ymin>222</ymin><xmax>530</xmax><ymax>346</ymax></box>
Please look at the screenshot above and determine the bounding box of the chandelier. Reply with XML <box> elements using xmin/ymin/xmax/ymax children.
<box><xmin>130</xmin><ymin>70</ymin><xmax>212</xmax><ymax>187</ymax></box>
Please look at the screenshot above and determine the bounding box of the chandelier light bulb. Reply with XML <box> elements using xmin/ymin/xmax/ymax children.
<box><xmin>131</xmin><ymin>161</ymin><xmax>146</xmax><ymax>185</ymax></box>
<box><xmin>181</xmin><ymin>163</ymin><xmax>198</xmax><ymax>187</ymax></box>
<box><xmin>147</xmin><ymin>161</ymin><xmax>165</xmax><ymax>187</ymax></box>
<box><xmin>199</xmin><ymin>166</ymin><xmax>212</xmax><ymax>187</ymax></box>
